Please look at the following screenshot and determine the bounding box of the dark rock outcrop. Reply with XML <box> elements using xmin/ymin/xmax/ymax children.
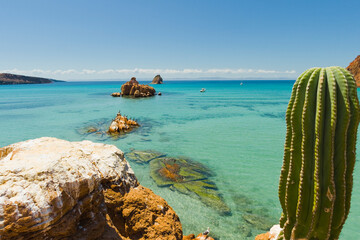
<box><xmin>151</xmin><ymin>75</ymin><xmax>163</xmax><ymax>84</ymax></box>
<box><xmin>0</xmin><ymin>137</ymin><xmax>183</xmax><ymax>240</ymax></box>
<box><xmin>0</xmin><ymin>73</ymin><xmax>59</xmax><ymax>85</ymax></box>
<box><xmin>121</xmin><ymin>77</ymin><xmax>155</xmax><ymax>97</ymax></box>
<box><xmin>347</xmin><ymin>55</ymin><xmax>360</xmax><ymax>87</ymax></box>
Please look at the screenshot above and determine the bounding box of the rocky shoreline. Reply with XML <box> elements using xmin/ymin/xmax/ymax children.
<box><xmin>0</xmin><ymin>137</ymin><xmax>215</xmax><ymax>240</ymax></box>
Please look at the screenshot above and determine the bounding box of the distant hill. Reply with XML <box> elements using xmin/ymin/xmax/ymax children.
<box><xmin>0</xmin><ymin>73</ymin><xmax>63</xmax><ymax>85</ymax></box>
<box><xmin>347</xmin><ymin>55</ymin><xmax>360</xmax><ymax>87</ymax></box>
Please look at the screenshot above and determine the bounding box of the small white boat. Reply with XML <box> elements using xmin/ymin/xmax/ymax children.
<box><xmin>200</xmin><ymin>88</ymin><xmax>206</xmax><ymax>92</ymax></box>
<box><xmin>240</xmin><ymin>82</ymin><xmax>243</xmax><ymax>85</ymax></box>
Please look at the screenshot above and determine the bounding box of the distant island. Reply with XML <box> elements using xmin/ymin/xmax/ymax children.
<box><xmin>151</xmin><ymin>75</ymin><xmax>163</xmax><ymax>84</ymax></box>
<box><xmin>0</xmin><ymin>73</ymin><xmax>64</xmax><ymax>85</ymax></box>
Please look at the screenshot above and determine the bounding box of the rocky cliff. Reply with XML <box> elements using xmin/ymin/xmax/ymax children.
<box><xmin>0</xmin><ymin>137</ymin><xmax>183</xmax><ymax>239</ymax></box>
<box><xmin>347</xmin><ymin>55</ymin><xmax>360</xmax><ymax>87</ymax></box>
<box><xmin>151</xmin><ymin>75</ymin><xmax>163</xmax><ymax>84</ymax></box>
<box><xmin>0</xmin><ymin>73</ymin><xmax>59</xmax><ymax>85</ymax></box>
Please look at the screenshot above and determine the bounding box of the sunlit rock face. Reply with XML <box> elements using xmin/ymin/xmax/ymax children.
<box><xmin>347</xmin><ymin>55</ymin><xmax>360</xmax><ymax>87</ymax></box>
<box><xmin>0</xmin><ymin>138</ymin><xmax>183</xmax><ymax>240</ymax></box>
<box><xmin>120</xmin><ymin>77</ymin><xmax>156</xmax><ymax>97</ymax></box>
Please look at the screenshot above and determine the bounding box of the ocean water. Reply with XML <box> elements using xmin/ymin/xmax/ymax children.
<box><xmin>0</xmin><ymin>80</ymin><xmax>359</xmax><ymax>239</ymax></box>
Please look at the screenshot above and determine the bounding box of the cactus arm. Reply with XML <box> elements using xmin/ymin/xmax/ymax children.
<box><xmin>308</xmin><ymin>68</ymin><xmax>327</xmax><ymax>237</ymax></box>
<box><xmin>339</xmin><ymin>68</ymin><xmax>360</xmax><ymax>218</ymax></box>
<box><xmin>283</xmin><ymin>68</ymin><xmax>316</xmax><ymax>239</ymax></box>
<box><xmin>314</xmin><ymin>67</ymin><xmax>337</xmax><ymax>240</ymax></box>
<box><xmin>278</xmin><ymin>69</ymin><xmax>311</xmax><ymax>227</ymax></box>
<box><xmin>327</xmin><ymin>67</ymin><xmax>351</xmax><ymax>239</ymax></box>
<box><xmin>292</xmin><ymin>68</ymin><xmax>321</xmax><ymax>238</ymax></box>
<box><xmin>330</xmin><ymin>68</ymin><xmax>360</xmax><ymax>239</ymax></box>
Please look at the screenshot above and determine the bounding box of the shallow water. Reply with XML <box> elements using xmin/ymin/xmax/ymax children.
<box><xmin>0</xmin><ymin>80</ymin><xmax>359</xmax><ymax>239</ymax></box>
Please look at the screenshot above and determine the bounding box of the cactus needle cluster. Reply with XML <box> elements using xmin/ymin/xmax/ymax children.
<box><xmin>278</xmin><ymin>67</ymin><xmax>360</xmax><ymax>240</ymax></box>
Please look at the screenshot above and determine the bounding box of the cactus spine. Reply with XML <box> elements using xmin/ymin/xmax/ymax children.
<box><xmin>278</xmin><ymin>67</ymin><xmax>360</xmax><ymax>240</ymax></box>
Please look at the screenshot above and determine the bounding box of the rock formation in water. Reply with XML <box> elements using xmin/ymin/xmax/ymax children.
<box><xmin>0</xmin><ymin>73</ymin><xmax>61</xmax><ymax>85</ymax></box>
<box><xmin>108</xmin><ymin>112</ymin><xmax>139</xmax><ymax>134</ymax></box>
<box><xmin>125</xmin><ymin>150</ymin><xmax>231</xmax><ymax>215</ymax></box>
<box><xmin>0</xmin><ymin>137</ymin><xmax>183</xmax><ymax>240</ymax></box>
<box><xmin>347</xmin><ymin>55</ymin><xmax>360</xmax><ymax>87</ymax></box>
<box><xmin>151</xmin><ymin>75</ymin><xmax>163</xmax><ymax>84</ymax></box>
<box><xmin>111</xmin><ymin>92</ymin><xmax>121</xmax><ymax>97</ymax></box>
<box><xmin>120</xmin><ymin>77</ymin><xmax>156</xmax><ymax>97</ymax></box>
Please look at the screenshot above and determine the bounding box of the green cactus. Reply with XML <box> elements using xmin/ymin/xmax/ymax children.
<box><xmin>278</xmin><ymin>66</ymin><xmax>360</xmax><ymax>240</ymax></box>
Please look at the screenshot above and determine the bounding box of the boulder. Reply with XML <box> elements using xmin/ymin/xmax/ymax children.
<box><xmin>111</xmin><ymin>92</ymin><xmax>121</xmax><ymax>97</ymax></box>
<box><xmin>106</xmin><ymin>185</ymin><xmax>182</xmax><ymax>239</ymax></box>
<box><xmin>347</xmin><ymin>55</ymin><xmax>360</xmax><ymax>87</ymax></box>
<box><xmin>120</xmin><ymin>77</ymin><xmax>155</xmax><ymax>97</ymax></box>
<box><xmin>151</xmin><ymin>75</ymin><xmax>163</xmax><ymax>84</ymax></box>
<box><xmin>0</xmin><ymin>137</ymin><xmax>183</xmax><ymax>240</ymax></box>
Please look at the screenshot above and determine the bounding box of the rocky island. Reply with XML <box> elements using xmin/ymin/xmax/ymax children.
<box><xmin>347</xmin><ymin>55</ymin><xmax>360</xmax><ymax>87</ymax></box>
<box><xmin>151</xmin><ymin>75</ymin><xmax>163</xmax><ymax>84</ymax></box>
<box><xmin>0</xmin><ymin>137</ymin><xmax>214</xmax><ymax>240</ymax></box>
<box><xmin>108</xmin><ymin>112</ymin><xmax>139</xmax><ymax>134</ymax></box>
<box><xmin>0</xmin><ymin>73</ymin><xmax>62</xmax><ymax>85</ymax></box>
<box><xmin>112</xmin><ymin>77</ymin><xmax>155</xmax><ymax>98</ymax></box>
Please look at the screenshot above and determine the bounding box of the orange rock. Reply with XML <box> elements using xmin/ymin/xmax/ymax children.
<box><xmin>183</xmin><ymin>233</ymin><xmax>214</xmax><ymax>240</ymax></box>
<box><xmin>158</xmin><ymin>163</ymin><xmax>183</xmax><ymax>182</ymax></box>
<box><xmin>120</xmin><ymin>77</ymin><xmax>156</xmax><ymax>97</ymax></box>
<box><xmin>255</xmin><ymin>225</ymin><xmax>282</xmax><ymax>240</ymax></box>
<box><xmin>347</xmin><ymin>55</ymin><xmax>360</xmax><ymax>87</ymax></box>
<box><xmin>111</xmin><ymin>92</ymin><xmax>121</xmax><ymax>97</ymax></box>
<box><xmin>183</xmin><ymin>234</ymin><xmax>196</xmax><ymax>240</ymax></box>
<box><xmin>255</xmin><ymin>232</ymin><xmax>271</xmax><ymax>240</ymax></box>
<box><xmin>105</xmin><ymin>185</ymin><xmax>183</xmax><ymax>240</ymax></box>
<box><xmin>108</xmin><ymin>112</ymin><xmax>139</xmax><ymax>134</ymax></box>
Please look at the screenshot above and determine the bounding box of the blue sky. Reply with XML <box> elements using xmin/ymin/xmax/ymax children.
<box><xmin>0</xmin><ymin>0</ymin><xmax>359</xmax><ymax>80</ymax></box>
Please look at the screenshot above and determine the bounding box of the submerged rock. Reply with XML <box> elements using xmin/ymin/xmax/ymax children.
<box><xmin>125</xmin><ymin>149</ymin><xmax>166</xmax><ymax>164</ymax></box>
<box><xmin>126</xmin><ymin>149</ymin><xmax>230</xmax><ymax>215</ymax></box>
<box><xmin>0</xmin><ymin>137</ymin><xmax>183</xmax><ymax>240</ymax></box>
<box><xmin>151</xmin><ymin>157</ymin><xmax>230</xmax><ymax>215</ymax></box>
<box><xmin>151</xmin><ymin>74</ymin><xmax>163</xmax><ymax>84</ymax></box>
<box><xmin>121</xmin><ymin>77</ymin><xmax>156</xmax><ymax>97</ymax></box>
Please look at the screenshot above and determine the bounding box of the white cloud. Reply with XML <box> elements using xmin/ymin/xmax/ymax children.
<box><xmin>1</xmin><ymin>67</ymin><xmax>297</xmax><ymax>79</ymax></box>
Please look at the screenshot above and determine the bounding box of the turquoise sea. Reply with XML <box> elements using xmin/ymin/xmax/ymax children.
<box><xmin>0</xmin><ymin>80</ymin><xmax>359</xmax><ymax>239</ymax></box>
